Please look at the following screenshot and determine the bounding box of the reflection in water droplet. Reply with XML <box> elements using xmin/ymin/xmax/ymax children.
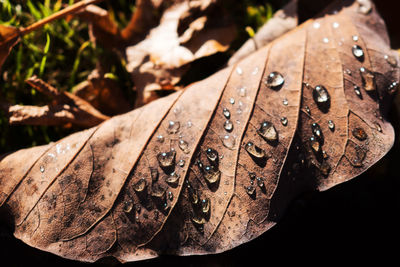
<box><xmin>323</xmin><ymin>37</ymin><xmax>329</xmax><ymax>43</ymax></box>
<box><xmin>266</xmin><ymin>72</ymin><xmax>284</xmax><ymax>89</ymax></box>
<box><xmin>328</xmin><ymin>120</ymin><xmax>335</xmax><ymax>131</ymax></box>
<box><xmin>352</xmin><ymin>45</ymin><xmax>364</xmax><ymax>60</ymax></box>
<box><xmin>157</xmin><ymin>150</ymin><xmax>176</xmax><ymax>168</ymax></box>
<box><xmin>360</xmin><ymin>67</ymin><xmax>375</xmax><ymax>91</ymax></box>
<box><xmin>281</xmin><ymin>117</ymin><xmax>288</xmax><ymax>126</ymax></box>
<box><xmin>201</xmin><ymin>198</ymin><xmax>210</xmax><ymax>214</ymax></box>
<box><xmin>203</xmin><ymin>165</ymin><xmax>221</xmax><ymax>184</ymax></box>
<box><xmin>123</xmin><ymin>200</ymin><xmax>133</xmax><ymax>213</ymax></box>
<box><xmin>332</xmin><ymin>22</ymin><xmax>339</xmax><ymax>28</ymax></box>
<box><xmin>224</xmin><ymin>120</ymin><xmax>234</xmax><ymax>132</ymax></box>
<box><xmin>223</xmin><ymin>135</ymin><xmax>236</xmax><ymax>148</ymax></box>
<box><xmin>313</xmin><ymin>85</ymin><xmax>330</xmax><ymax>107</ymax></box>
<box><xmin>157</xmin><ymin>135</ymin><xmax>165</xmax><ymax>143</ymax></box>
<box><xmin>384</xmin><ymin>54</ymin><xmax>398</xmax><ymax>67</ymax></box>
<box><xmin>167</xmin><ymin>121</ymin><xmax>180</xmax><ymax>134</ymax></box>
<box><xmin>357</xmin><ymin>0</ymin><xmax>372</xmax><ymax>14</ymax></box>
<box><xmin>352</xmin><ymin>127</ymin><xmax>368</xmax><ymax>141</ymax></box>
<box><xmin>223</xmin><ymin>108</ymin><xmax>231</xmax><ymax>119</ymax></box>
<box><xmin>206</xmin><ymin>148</ymin><xmax>218</xmax><ymax>163</ymax></box>
<box><xmin>311</xmin><ymin>123</ymin><xmax>322</xmax><ymax>138</ymax></box>
<box><xmin>40</xmin><ymin>166</ymin><xmax>45</xmax><ymax>173</ymax></box>
<box><xmin>178</xmin><ymin>139</ymin><xmax>190</xmax><ymax>154</ymax></box>
<box><xmin>229</xmin><ymin>98</ymin><xmax>235</xmax><ymax>104</ymax></box>
<box><xmin>354</xmin><ymin>86</ymin><xmax>362</xmax><ymax>97</ymax></box>
<box><xmin>352</xmin><ymin>35</ymin><xmax>359</xmax><ymax>42</ymax></box>
<box><xmin>245</xmin><ymin>142</ymin><xmax>266</xmax><ymax>158</ymax></box>
<box><xmin>283</xmin><ymin>98</ymin><xmax>288</xmax><ymax>106</ymax></box>
<box><xmin>178</xmin><ymin>159</ymin><xmax>185</xmax><ymax>167</ymax></box>
<box><xmin>257</xmin><ymin>121</ymin><xmax>278</xmax><ymax>142</ymax></box>
<box><xmin>133</xmin><ymin>178</ymin><xmax>147</xmax><ymax>192</ymax></box>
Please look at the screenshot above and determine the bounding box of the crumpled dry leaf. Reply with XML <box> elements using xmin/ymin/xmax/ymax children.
<box><xmin>2</xmin><ymin>76</ymin><xmax>109</xmax><ymax>128</ymax></box>
<box><xmin>0</xmin><ymin>0</ymin><xmax>398</xmax><ymax>263</ymax></box>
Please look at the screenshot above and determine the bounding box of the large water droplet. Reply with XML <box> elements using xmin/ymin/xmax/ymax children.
<box><xmin>203</xmin><ymin>165</ymin><xmax>221</xmax><ymax>184</ymax></box>
<box><xmin>352</xmin><ymin>127</ymin><xmax>368</xmax><ymax>141</ymax></box>
<box><xmin>167</xmin><ymin>121</ymin><xmax>180</xmax><ymax>134</ymax></box>
<box><xmin>352</xmin><ymin>45</ymin><xmax>364</xmax><ymax>60</ymax></box>
<box><xmin>224</xmin><ymin>120</ymin><xmax>234</xmax><ymax>132</ymax></box>
<box><xmin>223</xmin><ymin>108</ymin><xmax>231</xmax><ymax>119</ymax></box>
<box><xmin>360</xmin><ymin>67</ymin><xmax>376</xmax><ymax>91</ymax></box>
<box><xmin>151</xmin><ymin>185</ymin><xmax>166</xmax><ymax>199</ymax></box>
<box><xmin>245</xmin><ymin>142</ymin><xmax>266</xmax><ymax>158</ymax></box>
<box><xmin>165</xmin><ymin>172</ymin><xmax>180</xmax><ymax>186</ymax></box>
<box><xmin>281</xmin><ymin>117</ymin><xmax>288</xmax><ymax>126</ymax></box>
<box><xmin>133</xmin><ymin>178</ymin><xmax>147</xmax><ymax>192</ymax></box>
<box><xmin>178</xmin><ymin>139</ymin><xmax>190</xmax><ymax>154</ymax></box>
<box><xmin>257</xmin><ymin>121</ymin><xmax>278</xmax><ymax>142</ymax></box>
<box><xmin>157</xmin><ymin>150</ymin><xmax>176</xmax><ymax>168</ymax></box>
<box><xmin>313</xmin><ymin>85</ymin><xmax>330</xmax><ymax>104</ymax></box>
<box><xmin>223</xmin><ymin>135</ymin><xmax>236</xmax><ymax>149</ymax></box>
<box><xmin>266</xmin><ymin>72</ymin><xmax>284</xmax><ymax>89</ymax></box>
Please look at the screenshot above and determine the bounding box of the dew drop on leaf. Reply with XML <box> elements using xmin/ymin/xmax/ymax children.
<box><xmin>40</xmin><ymin>166</ymin><xmax>45</xmax><ymax>173</ymax></box>
<box><xmin>281</xmin><ymin>117</ymin><xmax>288</xmax><ymax>126</ymax></box>
<box><xmin>157</xmin><ymin>135</ymin><xmax>165</xmax><ymax>143</ymax></box>
<box><xmin>352</xmin><ymin>45</ymin><xmax>364</xmax><ymax>60</ymax></box>
<box><xmin>328</xmin><ymin>120</ymin><xmax>335</xmax><ymax>131</ymax></box>
<box><xmin>133</xmin><ymin>178</ymin><xmax>147</xmax><ymax>192</ymax></box>
<box><xmin>310</xmin><ymin>136</ymin><xmax>321</xmax><ymax>153</ymax></box>
<box><xmin>311</xmin><ymin>123</ymin><xmax>322</xmax><ymax>138</ymax></box>
<box><xmin>265</xmin><ymin>71</ymin><xmax>284</xmax><ymax>89</ymax></box>
<box><xmin>357</xmin><ymin>0</ymin><xmax>372</xmax><ymax>14</ymax></box>
<box><xmin>167</xmin><ymin>121</ymin><xmax>180</xmax><ymax>134</ymax></box>
<box><xmin>352</xmin><ymin>35</ymin><xmax>359</xmax><ymax>41</ymax></box>
<box><xmin>150</xmin><ymin>167</ymin><xmax>159</xmax><ymax>182</ymax></box>
<box><xmin>178</xmin><ymin>139</ymin><xmax>190</xmax><ymax>154</ymax></box>
<box><xmin>178</xmin><ymin>159</ymin><xmax>185</xmax><ymax>167</ymax></box>
<box><xmin>123</xmin><ymin>200</ymin><xmax>133</xmax><ymax>213</ymax></box>
<box><xmin>157</xmin><ymin>150</ymin><xmax>176</xmax><ymax>168</ymax></box>
<box><xmin>245</xmin><ymin>142</ymin><xmax>266</xmax><ymax>158</ymax></box>
<box><xmin>257</xmin><ymin>121</ymin><xmax>278</xmax><ymax>142</ymax></box>
<box><xmin>224</xmin><ymin>120</ymin><xmax>234</xmax><ymax>132</ymax></box>
<box><xmin>165</xmin><ymin>172</ymin><xmax>180</xmax><ymax>186</ymax></box>
<box><xmin>354</xmin><ymin>85</ymin><xmax>362</xmax><ymax>97</ymax></box>
<box><xmin>223</xmin><ymin>135</ymin><xmax>236</xmax><ymax>149</ymax></box>
<box><xmin>201</xmin><ymin>198</ymin><xmax>210</xmax><ymax>214</ymax></box>
<box><xmin>313</xmin><ymin>85</ymin><xmax>330</xmax><ymax>104</ymax></box>
<box><xmin>206</xmin><ymin>148</ymin><xmax>219</xmax><ymax>163</ymax></box>
<box><xmin>222</xmin><ymin>108</ymin><xmax>231</xmax><ymax>119</ymax></box>
<box><xmin>203</xmin><ymin>165</ymin><xmax>221</xmax><ymax>184</ymax></box>
<box><xmin>245</xmin><ymin>185</ymin><xmax>256</xmax><ymax>196</ymax></box>
<box><xmin>282</xmin><ymin>98</ymin><xmax>288</xmax><ymax>106</ymax></box>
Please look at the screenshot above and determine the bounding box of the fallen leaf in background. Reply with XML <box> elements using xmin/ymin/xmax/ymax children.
<box><xmin>0</xmin><ymin>0</ymin><xmax>399</xmax><ymax>264</ymax></box>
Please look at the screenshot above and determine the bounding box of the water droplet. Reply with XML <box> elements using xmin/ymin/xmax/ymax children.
<box><xmin>252</xmin><ymin>67</ymin><xmax>259</xmax><ymax>75</ymax></box>
<box><xmin>223</xmin><ymin>108</ymin><xmax>231</xmax><ymax>119</ymax></box>
<box><xmin>206</xmin><ymin>148</ymin><xmax>219</xmax><ymax>163</ymax></box>
<box><xmin>178</xmin><ymin>139</ymin><xmax>190</xmax><ymax>154</ymax></box>
<box><xmin>313</xmin><ymin>22</ymin><xmax>320</xmax><ymax>29</ymax></box>
<box><xmin>322</xmin><ymin>37</ymin><xmax>329</xmax><ymax>43</ymax></box>
<box><xmin>133</xmin><ymin>178</ymin><xmax>147</xmax><ymax>192</ymax></box>
<box><xmin>187</xmin><ymin>182</ymin><xmax>199</xmax><ymax>204</ymax></box>
<box><xmin>40</xmin><ymin>166</ymin><xmax>45</xmax><ymax>173</ymax></box>
<box><xmin>224</xmin><ymin>120</ymin><xmax>234</xmax><ymax>132</ymax></box>
<box><xmin>344</xmin><ymin>69</ymin><xmax>352</xmax><ymax>75</ymax></box>
<box><xmin>186</xmin><ymin>121</ymin><xmax>193</xmax><ymax>128</ymax></box>
<box><xmin>281</xmin><ymin>117</ymin><xmax>288</xmax><ymax>126</ymax></box>
<box><xmin>352</xmin><ymin>45</ymin><xmax>364</xmax><ymax>60</ymax></box>
<box><xmin>283</xmin><ymin>98</ymin><xmax>288</xmax><ymax>106</ymax></box>
<box><xmin>313</xmin><ymin>85</ymin><xmax>330</xmax><ymax>107</ymax></box>
<box><xmin>332</xmin><ymin>22</ymin><xmax>339</xmax><ymax>28</ymax></box>
<box><xmin>266</xmin><ymin>71</ymin><xmax>284</xmax><ymax>89</ymax></box>
<box><xmin>384</xmin><ymin>54</ymin><xmax>398</xmax><ymax>67</ymax></box>
<box><xmin>322</xmin><ymin>150</ymin><xmax>329</xmax><ymax>160</ymax></box>
<box><xmin>305</xmin><ymin>106</ymin><xmax>311</xmax><ymax>115</ymax></box>
<box><xmin>352</xmin><ymin>35</ymin><xmax>359</xmax><ymax>42</ymax></box>
<box><xmin>167</xmin><ymin>121</ymin><xmax>180</xmax><ymax>134</ymax></box>
<box><xmin>157</xmin><ymin>150</ymin><xmax>176</xmax><ymax>168</ymax></box>
<box><xmin>328</xmin><ymin>120</ymin><xmax>335</xmax><ymax>131</ymax></box>
<box><xmin>157</xmin><ymin>135</ymin><xmax>165</xmax><ymax>143</ymax></box>
<box><xmin>374</xmin><ymin>122</ymin><xmax>382</xmax><ymax>132</ymax></box>
<box><xmin>257</xmin><ymin>121</ymin><xmax>278</xmax><ymax>142</ymax></box>
<box><xmin>123</xmin><ymin>200</ymin><xmax>133</xmax><ymax>213</ymax></box>
<box><xmin>245</xmin><ymin>142</ymin><xmax>266</xmax><ymax>158</ymax></box>
<box><xmin>173</xmin><ymin>106</ymin><xmax>182</xmax><ymax>115</ymax></box>
<box><xmin>249</xmin><ymin>172</ymin><xmax>256</xmax><ymax>180</ymax></box>
<box><xmin>151</xmin><ymin>185</ymin><xmax>166</xmax><ymax>199</ymax></box>
<box><xmin>310</xmin><ymin>136</ymin><xmax>321</xmax><ymax>153</ymax></box>
<box><xmin>352</xmin><ymin>127</ymin><xmax>368</xmax><ymax>141</ymax></box>
<box><xmin>178</xmin><ymin>159</ymin><xmax>185</xmax><ymax>167</ymax></box>
<box><xmin>311</xmin><ymin>123</ymin><xmax>322</xmax><ymax>138</ymax></box>
<box><xmin>388</xmin><ymin>81</ymin><xmax>399</xmax><ymax>94</ymax></box>
<box><xmin>236</xmin><ymin>66</ymin><xmax>243</xmax><ymax>75</ymax></box>
<box><xmin>245</xmin><ymin>185</ymin><xmax>256</xmax><ymax>196</ymax></box>
<box><xmin>360</xmin><ymin>67</ymin><xmax>376</xmax><ymax>91</ymax></box>
<box><xmin>354</xmin><ymin>85</ymin><xmax>362</xmax><ymax>97</ymax></box>
<box><xmin>150</xmin><ymin>167</ymin><xmax>159</xmax><ymax>182</ymax></box>
<box><xmin>229</xmin><ymin>98</ymin><xmax>235</xmax><ymax>104</ymax></box>
<box><xmin>357</xmin><ymin>0</ymin><xmax>372</xmax><ymax>14</ymax></box>
<box><xmin>167</xmin><ymin>191</ymin><xmax>173</xmax><ymax>201</ymax></box>
<box><xmin>223</xmin><ymin>135</ymin><xmax>236</xmax><ymax>148</ymax></box>
<box><xmin>203</xmin><ymin>165</ymin><xmax>221</xmax><ymax>184</ymax></box>
<box><xmin>165</xmin><ymin>172</ymin><xmax>180</xmax><ymax>186</ymax></box>
<box><xmin>201</xmin><ymin>198</ymin><xmax>210</xmax><ymax>214</ymax></box>
<box><xmin>256</xmin><ymin>177</ymin><xmax>264</xmax><ymax>188</ymax></box>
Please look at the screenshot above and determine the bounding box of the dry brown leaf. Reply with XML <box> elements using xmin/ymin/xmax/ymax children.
<box><xmin>3</xmin><ymin>76</ymin><xmax>109</xmax><ymax>128</ymax></box>
<box><xmin>0</xmin><ymin>25</ymin><xmax>20</xmax><ymax>70</ymax></box>
<box><xmin>0</xmin><ymin>0</ymin><xmax>398</xmax><ymax>263</ymax></box>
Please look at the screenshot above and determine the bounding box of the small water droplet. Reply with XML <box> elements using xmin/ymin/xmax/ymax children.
<box><xmin>328</xmin><ymin>120</ymin><xmax>335</xmax><ymax>131</ymax></box>
<box><xmin>313</xmin><ymin>22</ymin><xmax>320</xmax><ymax>29</ymax></box>
<box><xmin>157</xmin><ymin>150</ymin><xmax>176</xmax><ymax>168</ymax></box>
<box><xmin>167</xmin><ymin>121</ymin><xmax>180</xmax><ymax>134</ymax></box>
<box><xmin>354</xmin><ymin>85</ymin><xmax>362</xmax><ymax>97</ymax></box>
<box><xmin>151</xmin><ymin>185</ymin><xmax>166</xmax><ymax>201</ymax></box>
<box><xmin>223</xmin><ymin>108</ymin><xmax>231</xmax><ymax>119</ymax></box>
<box><xmin>360</xmin><ymin>67</ymin><xmax>376</xmax><ymax>91</ymax></box>
<box><xmin>344</xmin><ymin>69</ymin><xmax>352</xmax><ymax>75</ymax></box>
<box><xmin>384</xmin><ymin>54</ymin><xmax>398</xmax><ymax>67</ymax></box>
<box><xmin>352</xmin><ymin>127</ymin><xmax>368</xmax><ymax>141</ymax></box>
<box><xmin>311</xmin><ymin>123</ymin><xmax>322</xmax><ymax>138</ymax></box>
<box><xmin>133</xmin><ymin>178</ymin><xmax>147</xmax><ymax>192</ymax></box>
<box><xmin>352</xmin><ymin>35</ymin><xmax>359</xmax><ymax>42</ymax></box>
<box><xmin>178</xmin><ymin>159</ymin><xmax>185</xmax><ymax>167</ymax></box>
<box><xmin>201</xmin><ymin>198</ymin><xmax>210</xmax><ymax>214</ymax></box>
<box><xmin>173</xmin><ymin>106</ymin><xmax>182</xmax><ymax>115</ymax></box>
<box><xmin>310</xmin><ymin>136</ymin><xmax>321</xmax><ymax>153</ymax></box>
<box><xmin>223</xmin><ymin>135</ymin><xmax>236</xmax><ymax>149</ymax></box>
<box><xmin>357</xmin><ymin>0</ymin><xmax>372</xmax><ymax>14</ymax></box>
<box><xmin>245</xmin><ymin>185</ymin><xmax>256</xmax><ymax>196</ymax></box>
<box><xmin>203</xmin><ymin>165</ymin><xmax>221</xmax><ymax>184</ymax></box>
<box><xmin>178</xmin><ymin>139</ymin><xmax>190</xmax><ymax>154</ymax></box>
<box><xmin>388</xmin><ymin>81</ymin><xmax>399</xmax><ymax>94</ymax></box>
<box><xmin>206</xmin><ymin>148</ymin><xmax>219</xmax><ymax>163</ymax></box>
<box><xmin>40</xmin><ymin>166</ymin><xmax>45</xmax><ymax>173</ymax></box>
<box><xmin>157</xmin><ymin>135</ymin><xmax>165</xmax><ymax>143</ymax></box>
<box><xmin>229</xmin><ymin>98</ymin><xmax>235</xmax><ymax>104</ymax></box>
<box><xmin>256</xmin><ymin>177</ymin><xmax>264</xmax><ymax>188</ymax></box>
<box><xmin>281</xmin><ymin>117</ymin><xmax>288</xmax><ymax>126</ymax></box>
<box><xmin>282</xmin><ymin>98</ymin><xmax>288</xmax><ymax>106</ymax></box>
<box><xmin>186</xmin><ymin>121</ymin><xmax>193</xmax><ymax>128</ymax></box>
<box><xmin>322</xmin><ymin>37</ymin><xmax>329</xmax><ymax>43</ymax></box>
<box><xmin>245</xmin><ymin>142</ymin><xmax>266</xmax><ymax>158</ymax></box>
<box><xmin>238</xmin><ymin>87</ymin><xmax>246</xmax><ymax>97</ymax></box>
<box><xmin>167</xmin><ymin>191</ymin><xmax>173</xmax><ymax>201</ymax></box>
<box><xmin>236</xmin><ymin>66</ymin><xmax>243</xmax><ymax>75</ymax></box>
<box><xmin>257</xmin><ymin>121</ymin><xmax>278</xmax><ymax>142</ymax></box>
<box><xmin>224</xmin><ymin>120</ymin><xmax>234</xmax><ymax>132</ymax></box>
<box><xmin>249</xmin><ymin>172</ymin><xmax>256</xmax><ymax>180</ymax></box>
<box><xmin>266</xmin><ymin>71</ymin><xmax>284</xmax><ymax>89</ymax></box>
<box><xmin>305</xmin><ymin>106</ymin><xmax>311</xmax><ymax>115</ymax></box>
<box><xmin>352</xmin><ymin>45</ymin><xmax>364</xmax><ymax>60</ymax></box>
<box><xmin>123</xmin><ymin>200</ymin><xmax>133</xmax><ymax>213</ymax></box>
<box><xmin>332</xmin><ymin>22</ymin><xmax>339</xmax><ymax>28</ymax></box>
<box><xmin>322</xmin><ymin>150</ymin><xmax>329</xmax><ymax>160</ymax></box>
<box><xmin>374</xmin><ymin>122</ymin><xmax>382</xmax><ymax>132</ymax></box>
